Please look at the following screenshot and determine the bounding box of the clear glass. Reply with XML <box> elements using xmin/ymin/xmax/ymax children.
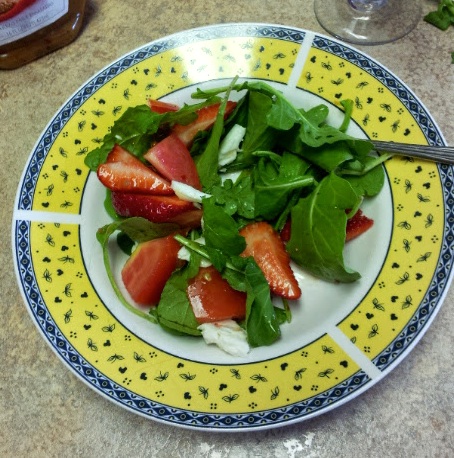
<box><xmin>314</xmin><ymin>0</ymin><xmax>422</xmax><ymax>45</ymax></box>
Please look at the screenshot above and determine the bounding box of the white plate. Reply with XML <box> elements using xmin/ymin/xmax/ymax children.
<box><xmin>12</xmin><ymin>23</ymin><xmax>451</xmax><ymax>430</ymax></box>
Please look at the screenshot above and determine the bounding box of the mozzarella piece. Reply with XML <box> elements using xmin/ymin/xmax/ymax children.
<box><xmin>198</xmin><ymin>320</ymin><xmax>250</xmax><ymax>357</ymax></box>
<box><xmin>218</xmin><ymin>124</ymin><xmax>246</xmax><ymax>167</ymax></box>
<box><xmin>220</xmin><ymin>170</ymin><xmax>241</xmax><ymax>185</ymax></box>
<box><xmin>171</xmin><ymin>181</ymin><xmax>210</xmax><ymax>203</ymax></box>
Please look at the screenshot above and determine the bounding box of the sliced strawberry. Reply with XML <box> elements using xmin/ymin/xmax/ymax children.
<box><xmin>111</xmin><ymin>192</ymin><xmax>203</xmax><ymax>228</ymax></box>
<box><xmin>97</xmin><ymin>145</ymin><xmax>173</xmax><ymax>195</ymax></box>
<box><xmin>144</xmin><ymin>133</ymin><xmax>201</xmax><ymax>189</ymax></box>
<box><xmin>172</xmin><ymin>101</ymin><xmax>237</xmax><ymax>146</ymax></box>
<box><xmin>240</xmin><ymin>221</ymin><xmax>301</xmax><ymax>300</ymax></box>
<box><xmin>280</xmin><ymin>218</ymin><xmax>292</xmax><ymax>243</ymax></box>
<box><xmin>187</xmin><ymin>266</ymin><xmax>247</xmax><ymax>324</ymax></box>
<box><xmin>122</xmin><ymin>234</ymin><xmax>181</xmax><ymax>306</ymax></box>
<box><xmin>147</xmin><ymin>99</ymin><xmax>180</xmax><ymax>114</ymax></box>
<box><xmin>346</xmin><ymin>209</ymin><xmax>374</xmax><ymax>242</ymax></box>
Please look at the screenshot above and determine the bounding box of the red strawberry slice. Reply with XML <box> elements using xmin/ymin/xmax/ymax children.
<box><xmin>122</xmin><ymin>234</ymin><xmax>181</xmax><ymax>306</ymax></box>
<box><xmin>111</xmin><ymin>192</ymin><xmax>203</xmax><ymax>228</ymax></box>
<box><xmin>240</xmin><ymin>221</ymin><xmax>301</xmax><ymax>300</ymax></box>
<box><xmin>97</xmin><ymin>145</ymin><xmax>173</xmax><ymax>195</ymax></box>
<box><xmin>280</xmin><ymin>218</ymin><xmax>292</xmax><ymax>243</ymax></box>
<box><xmin>172</xmin><ymin>101</ymin><xmax>237</xmax><ymax>146</ymax></box>
<box><xmin>187</xmin><ymin>266</ymin><xmax>247</xmax><ymax>324</ymax></box>
<box><xmin>346</xmin><ymin>209</ymin><xmax>374</xmax><ymax>241</ymax></box>
<box><xmin>147</xmin><ymin>99</ymin><xmax>180</xmax><ymax>114</ymax></box>
<box><xmin>144</xmin><ymin>133</ymin><xmax>201</xmax><ymax>189</ymax></box>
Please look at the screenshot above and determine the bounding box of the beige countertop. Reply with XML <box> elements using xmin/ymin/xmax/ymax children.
<box><xmin>1</xmin><ymin>1</ymin><xmax>453</xmax><ymax>456</ymax></box>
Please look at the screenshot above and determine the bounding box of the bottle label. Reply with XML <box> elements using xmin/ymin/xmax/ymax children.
<box><xmin>0</xmin><ymin>0</ymin><xmax>69</xmax><ymax>46</ymax></box>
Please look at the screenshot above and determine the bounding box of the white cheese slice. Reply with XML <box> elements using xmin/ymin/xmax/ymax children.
<box><xmin>171</xmin><ymin>181</ymin><xmax>210</xmax><ymax>203</ymax></box>
<box><xmin>218</xmin><ymin>124</ymin><xmax>246</xmax><ymax>167</ymax></box>
<box><xmin>198</xmin><ymin>320</ymin><xmax>250</xmax><ymax>357</ymax></box>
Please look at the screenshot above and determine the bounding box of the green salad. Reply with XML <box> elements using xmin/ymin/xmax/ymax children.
<box><xmin>85</xmin><ymin>78</ymin><xmax>389</xmax><ymax>352</ymax></box>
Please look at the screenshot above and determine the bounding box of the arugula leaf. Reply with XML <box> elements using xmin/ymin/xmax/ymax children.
<box><xmin>295</xmin><ymin>142</ymin><xmax>356</xmax><ymax>172</ymax></box>
<box><xmin>193</xmin><ymin>81</ymin><xmax>356</xmax><ymax>147</ymax></box>
<box><xmin>295</xmin><ymin>139</ymin><xmax>374</xmax><ymax>173</ymax></box>
<box><xmin>210</xmin><ymin>175</ymin><xmax>255</xmax><ymax>219</ymax></box>
<box><xmin>338</xmin><ymin>151</ymin><xmax>392</xmax><ymax>177</ymax></box>
<box><xmin>246</xmin><ymin>82</ymin><xmax>357</xmax><ymax>147</ymax></box>
<box><xmin>244</xmin><ymin>82</ymin><xmax>353</xmax><ymax>147</ymax></box>
<box><xmin>116</xmin><ymin>232</ymin><xmax>135</xmax><ymax>256</ymax></box>
<box><xmin>286</xmin><ymin>173</ymin><xmax>361</xmax><ymax>282</ymax></box>
<box><xmin>300</xmin><ymin>104</ymin><xmax>329</xmax><ymax>126</ymax></box>
<box><xmin>201</xmin><ymin>196</ymin><xmax>246</xmax><ymax>256</ymax></box>
<box><xmin>154</xmin><ymin>268</ymin><xmax>202</xmax><ymax>337</ymax></box>
<box><xmin>243</xmin><ymin>260</ymin><xmax>281</xmax><ymax>347</ymax></box>
<box><xmin>216</xmin><ymin>255</ymin><xmax>281</xmax><ymax>347</ymax></box>
<box><xmin>174</xmin><ymin>235</ymin><xmax>228</xmax><ymax>273</ymax></box>
<box><xmin>196</xmin><ymin>77</ymin><xmax>238</xmax><ymax>189</ymax></box>
<box><xmin>103</xmin><ymin>189</ymin><xmax>120</xmax><ymax>220</ymax></box>
<box><xmin>338</xmin><ymin>99</ymin><xmax>354</xmax><ymax>133</ymax></box>
<box><xmin>96</xmin><ymin>217</ymin><xmax>179</xmax><ymax>245</ymax></box>
<box><xmin>84</xmin><ymin>105</ymin><xmax>162</xmax><ymax>171</ymax></box>
<box><xmin>424</xmin><ymin>0</ymin><xmax>454</xmax><ymax>30</ymax></box>
<box><xmin>343</xmin><ymin>156</ymin><xmax>385</xmax><ymax>197</ymax></box>
<box><xmin>253</xmin><ymin>152</ymin><xmax>315</xmax><ymax>220</ymax></box>
<box><xmin>241</xmin><ymin>91</ymin><xmax>278</xmax><ymax>159</ymax></box>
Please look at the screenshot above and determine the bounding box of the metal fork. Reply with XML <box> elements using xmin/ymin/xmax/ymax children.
<box><xmin>372</xmin><ymin>140</ymin><xmax>454</xmax><ymax>165</ymax></box>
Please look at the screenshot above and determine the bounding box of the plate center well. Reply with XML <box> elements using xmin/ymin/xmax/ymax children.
<box><xmin>79</xmin><ymin>85</ymin><xmax>393</xmax><ymax>365</ymax></box>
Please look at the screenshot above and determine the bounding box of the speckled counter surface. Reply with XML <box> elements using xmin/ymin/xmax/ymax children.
<box><xmin>1</xmin><ymin>1</ymin><xmax>453</xmax><ymax>456</ymax></box>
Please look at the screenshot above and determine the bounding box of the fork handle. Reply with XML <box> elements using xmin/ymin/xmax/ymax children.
<box><xmin>372</xmin><ymin>140</ymin><xmax>454</xmax><ymax>165</ymax></box>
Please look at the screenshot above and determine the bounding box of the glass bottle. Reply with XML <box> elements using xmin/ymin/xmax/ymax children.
<box><xmin>0</xmin><ymin>0</ymin><xmax>86</xmax><ymax>70</ymax></box>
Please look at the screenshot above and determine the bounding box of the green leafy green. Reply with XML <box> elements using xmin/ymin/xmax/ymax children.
<box><xmin>243</xmin><ymin>260</ymin><xmax>281</xmax><ymax>347</ymax></box>
<box><xmin>92</xmin><ymin>78</ymin><xmax>389</xmax><ymax>351</ymax></box>
<box><xmin>196</xmin><ymin>77</ymin><xmax>238</xmax><ymax>189</ymax></box>
<box><xmin>343</xmin><ymin>156</ymin><xmax>386</xmax><ymax>197</ymax></box>
<box><xmin>116</xmin><ymin>232</ymin><xmax>135</xmax><ymax>256</ymax></box>
<box><xmin>424</xmin><ymin>0</ymin><xmax>454</xmax><ymax>62</ymax></box>
<box><xmin>424</xmin><ymin>0</ymin><xmax>454</xmax><ymax>31</ymax></box>
<box><xmin>286</xmin><ymin>173</ymin><xmax>361</xmax><ymax>283</ymax></box>
<box><xmin>153</xmin><ymin>266</ymin><xmax>202</xmax><ymax>337</ymax></box>
<box><xmin>201</xmin><ymin>196</ymin><xmax>246</xmax><ymax>256</ymax></box>
<box><xmin>294</xmin><ymin>142</ymin><xmax>356</xmax><ymax>173</ymax></box>
<box><xmin>194</xmin><ymin>81</ymin><xmax>358</xmax><ymax>148</ymax></box>
<box><xmin>85</xmin><ymin>105</ymin><xmax>162</xmax><ymax>171</ymax></box>
<box><xmin>253</xmin><ymin>152</ymin><xmax>315</xmax><ymax>220</ymax></box>
<box><xmin>210</xmin><ymin>175</ymin><xmax>255</xmax><ymax>219</ymax></box>
<box><xmin>96</xmin><ymin>217</ymin><xmax>179</xmax><ymax>245</ymax></box>
<box><xmin>103</xmin><ymin>189</ymin><xmax>121</xmax><ymax>220</ymax></box>
<box><xmin>241</xmin><ymin>91</ymin><xmax>278</xmax><ymax>160</ymax></box>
